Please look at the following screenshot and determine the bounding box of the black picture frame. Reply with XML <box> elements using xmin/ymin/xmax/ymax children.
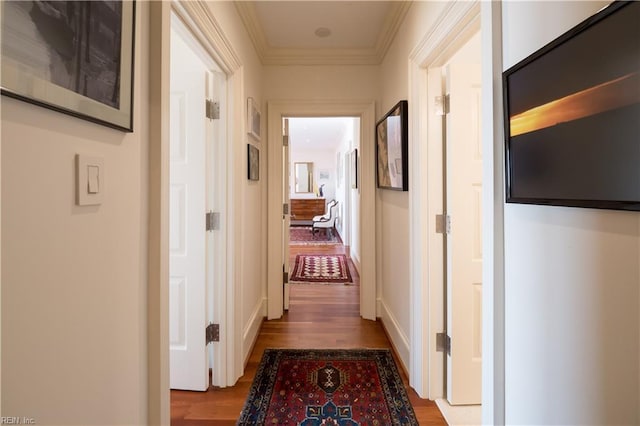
<box><xmin>248</xmin><ymin>144</ymin><xmax>259</xmax><ymax>181</ymax></box>
<box><xmin>376</xmin><ymin>100</ymin><xmax>408</xmax><ymax>191</ymax></box>
<box><xmin>503</xmin><ymin>1</ymin><xmax>640</xmax><ymax>211</ymax></box>
<box><xmin>1</xmin><ymin>1</ymin><xmax>136</xmax><ymax>132</ymax></box>
<box><xmin>350</xmin><ymin>148</ymin><xmax>358</xmax><ymax>189</ymax></box>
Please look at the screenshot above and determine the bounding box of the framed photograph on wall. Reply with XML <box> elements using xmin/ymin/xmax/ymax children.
<box><xmin>376</xmin><ymin>100</ymin><xmax>408</xmax><ymax>191</ymax></box>
<box><xmin>1</xmin><ymin>1</ymin><xmax>136</xmax><ymax>132</ymax></box>
<box><xmin>350</xmin><ymin>148</ymin><xmax>358</xmax><ymax>189</ymax></box>
<box><xmin>247</xmin><ymin>144</ymin><xmax>259</xmax><ymax>181</ymax></box>
<box><xmin>247</xmin><ymin>97</ymin><xmax>261</xmax><ymax>140</ymax></box>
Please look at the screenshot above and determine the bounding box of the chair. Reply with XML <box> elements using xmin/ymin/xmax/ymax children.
<box><xmin>312</xmin><ymin>200</ymin><xmax>338</xmax><ymax>237</ymax></box>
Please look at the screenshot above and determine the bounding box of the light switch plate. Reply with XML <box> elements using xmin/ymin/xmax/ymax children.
<box><xmin>76</xmin><ymin>154</ymin><xmax>104</xmax><ymax>206</ymax></box>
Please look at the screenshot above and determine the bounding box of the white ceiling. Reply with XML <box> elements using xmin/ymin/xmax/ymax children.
<box><xmin>235</xmin><ymin>1</ymin><xmax>411</xmax><ymax>65</ymax></box>
<box><xmin>288</xmin><ymin>117</ymin><xmax>356</xmax><ymax>151</ymax></box>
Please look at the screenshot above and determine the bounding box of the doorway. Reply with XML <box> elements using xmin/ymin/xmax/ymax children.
<box><xmin>440</xmin><ymin>30</ymin><xmax>483</xmax><ymax>407</ymax></box>
<box><xmin>168</xmin><ymin>11</ymin><xmax>228</xmax><ymax>391</ymax></box>
<box><xmin>285</xmin><ymin>117</ymin><xmax>361</xmax><ymax>314</ymax></box>
<box><xmin>266</xmin><ymin>101</ymin><xmax>376</xmax><ymax>321</ymax></box>
<box><xmin>406</xmin><ymin>1</ymin><xmax>482</xmax><ymax>422</ymax></box>
<box><xmin>430</xmin><ymin>26</ymin><xmax>483</xmax><ymax>426</ymax></box>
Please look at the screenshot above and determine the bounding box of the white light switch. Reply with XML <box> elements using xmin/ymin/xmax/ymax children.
<box><xmin>76</xmin><ymin>154</ymin><xmax>104</xmax><ymax>206</ymax></box>
<box><xmin>88</xmin><ymin>165</ymin><xmax>100</xmax><ymax>194</ymax></box>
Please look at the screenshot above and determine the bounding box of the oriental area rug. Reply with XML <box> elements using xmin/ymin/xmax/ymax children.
<box><xmin>289</xmin><ymin>226</ymin><xmax>341</xmax><ymax>245</ymax></box>
<box><xmin>237</xmin><ymin>349</ymin><xmax>418</xmax><ymax>426</ymax></box>
<box><xmin>290</xmin><ymin>254</ymin><xmax>352</xmax><ymax>285</ymax></box>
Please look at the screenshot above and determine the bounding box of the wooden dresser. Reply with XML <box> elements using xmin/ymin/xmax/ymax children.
<box><xmin>290</xmin><ymin>198</ymin><xmax>326</xmax><ymax>220</ymax></box>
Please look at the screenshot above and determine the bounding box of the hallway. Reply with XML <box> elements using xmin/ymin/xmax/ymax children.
<box><xmin>171</xmin><ymin>240</ymin><xmax>447</xmax><ymax>424</ymax></box>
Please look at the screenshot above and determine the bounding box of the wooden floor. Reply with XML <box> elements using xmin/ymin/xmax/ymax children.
<box><xmin>171</xmin><ymin>236</ymin><xmax>447</xmax><ymax>425</ymax></box>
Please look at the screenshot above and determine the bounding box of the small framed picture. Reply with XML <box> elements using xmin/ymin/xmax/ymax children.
<box><xmin>247</xmin><ymin>97</ymin><xmax>261</xmax><ymax>141</ymax></box>
<box><xmin>351</xmin><ymin>149</ymin><xmax>359</xmax><ymax>189</ymax></box>
<box><xmin>247</xmin><ymin>144</ymin><xmax>259</xmax><ymax>181</ymax></box>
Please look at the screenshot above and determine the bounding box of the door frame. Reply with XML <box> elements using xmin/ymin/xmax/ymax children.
<box><xmin>267</xmin><ymin>101</ymin><xmax>376</xmax><ymax>321</ymax></box>
<box><xmin>147</xmin><ymin>1</ymin><xmax>243</xmax><ymax>422</ymax></box>
<box><xmin>408</xmin><ymin>1</ymin><xmax>506</xmax><ymax>423</ymax></box>
<box><xmin>168</xmin><ymin>12</ymin><xmax>216</xmax><ymax>391</ymax></box>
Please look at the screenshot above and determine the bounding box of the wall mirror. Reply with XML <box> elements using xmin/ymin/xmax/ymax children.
<box><xmin>294</xmin><ymin>162</ymin><xmax>314</xmax><ymax>193</ymax></box>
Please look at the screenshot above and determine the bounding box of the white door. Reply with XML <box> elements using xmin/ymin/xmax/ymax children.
<box><xmin>445</xmin><ymin>62</ymin><xmax>483</xmax><ymax>404</ymax></box>
<box><xmin>169</xmin><ymin>26</ymin><xmax>209</xmax><ymax>391</ymax></box>
<box><xmin>283</xmin><ymin>118</ymin><xmax>291</xmax><ymax>310</ymax></box>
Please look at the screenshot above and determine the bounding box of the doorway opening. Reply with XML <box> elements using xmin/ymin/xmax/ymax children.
<box><xmin>266</xmin><ymin>101</ymin><xmax>376</xmax><ymax>322</ymax></box>
<box><xmin>407</xmin><ymin>2</ymin><xmax>482</xmax><ymax>423</ymax></box>
<box><xmin>284</xmin><ymin>117</ymin><xmax>362</xmax><ymax>317</ymax></box>
<box><xmin>168</xmin><ymin>10</ymin><xmax>228</xmax><ymax>391</ymax></box>
<box><xmin>436</xmin><ymin>29</ymin><xmax>483</xmax><ymax>422</ymax></box>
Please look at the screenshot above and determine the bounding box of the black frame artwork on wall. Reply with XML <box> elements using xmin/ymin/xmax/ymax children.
<box><xmin>248</xmin><ymin>144</ymin><xmax>259</xmax><ymax>181</ymax></box>
<box><xmin>503</xmin><ymin>1</ymin><xmax>640</xmax><ymax>211</ymax></box>
<box><xmin>376</xmin><ymin>100</ymin><xmax>408</xmax><ymax>191</ymax></box>
<box><xmin>1</xmin><ymin>1</ymin><xmax>136</xmax><ymax>132</ymax></box>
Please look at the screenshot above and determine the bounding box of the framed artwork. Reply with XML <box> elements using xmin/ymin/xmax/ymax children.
<box><xmin>503</xmin><ymin>1</ymin><xmax>639</xmax><ymax>211</ymax></box>
<box><xmin>247</xmin><ymin>144</ymin><xmax>259</xmax><ymax>181</ymax></box>
<box><xmin>318</xmin><ymin>170</ymin><xmax>330</xmax><ymax>180</ymax></box>
<box><xmin>247</xmin><ymin>97</ymin><xmax>261</xmax><ymax>140</ymax></box>
<box><xmin>376</xmin><ymin>100</ymin><xmax>408</xmax><ymax>191</ymax></box>
<box><xmin>350</xmin><ymin>148</ymin><xmax>358</xmax><ymax>189</ymax></box>
<box><xmin>1</xmin><ymin>1</ymin><xmax>136</xmax><ymax>132</ymax></box>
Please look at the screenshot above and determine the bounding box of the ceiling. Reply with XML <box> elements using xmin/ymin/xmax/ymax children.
<box><xmin>288</xmin><ymin>117</ymin><xmax>356</xmax><ymax>151</ymax></box>
<box><xmin>234</xmin><ymin>1</ymin><xmax>411</xmax><ymax>65</ymax></box>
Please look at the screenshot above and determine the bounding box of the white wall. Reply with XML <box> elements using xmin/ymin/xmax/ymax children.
<box><xmin>1</xmin><ymin>4</ymin><xmax>151</xmax><ymax>424</ymax></box>
<box><xmin>332</xmin><ymin>120</ymin><xmax>353</xmax><ymax>243</ymax></box>
<box><xmin>204</xmin><ymin>2</ymin><xmax>266</xmax><ymax>365</ymax></box>
<box><xmin>263</xmin><ymin>65</ymin><xmax>378</xmax><ymax>102</ymax></box>
<box><xmin>291</xmin><ymin>149</ymin><xmax>336</xmax><ymax>202</ymax></box>
<box><xmin>377</xmin><ymin>1</ymin><xmax>447</xmax><ymax>369</ymax></box>
<box><xmin>502</xmin><ymin>2</ymin><xmax>640</xmax><ymax>424</ymax></box>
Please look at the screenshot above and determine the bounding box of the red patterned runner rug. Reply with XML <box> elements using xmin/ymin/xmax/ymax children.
<box><xmin>290</xmin><ymin>254</ymin><xmax>352</xmax><ymax>284</ymax></box>
<box><xmin>237</xmin><ymin>349</ymin><xmax>418</xmax><ymax>425</ymax></box>
<box><xmin>289</xmin><ymin>226</ymin><xmax>341</xmax><ymax>245</ymax></box>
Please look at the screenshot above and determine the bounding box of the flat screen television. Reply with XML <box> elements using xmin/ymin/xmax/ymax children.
<box><xmin>503</xmin><ymin>1</ymin><xmax>640</xmax><ymax>211</ymax></box>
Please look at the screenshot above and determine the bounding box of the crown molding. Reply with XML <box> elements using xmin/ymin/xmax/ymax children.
<box><xmin>234</xmin><ymin>1</ymin><xmax>269</xmax><ymax>64</ymax></box>
<box><xmin>174</xmin><ymin>1</ymin><xmax>242</xmax><ymax>73</ymax></box>
<box><xmin>235</xmin><ymin>1</ymin><xmax>411</xmax><ymax>66</ymax></box>
<box><xmin>374</xmin><ymin>1</ymin><xmax>412</xmax><ymax>62</ymax></box>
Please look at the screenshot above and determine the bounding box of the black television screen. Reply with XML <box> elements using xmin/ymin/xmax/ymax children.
<box><xmin>503</xmin><ymin>1</ymin><xmax>640</xmax><ymax>211</ymax></box>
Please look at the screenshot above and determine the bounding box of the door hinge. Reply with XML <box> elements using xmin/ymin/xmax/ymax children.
<box><xmin>283</xmin><ymin>135</ymin><xmax>289</xmax><ymax>147</ymax></box>
<box><xmin>205</xmin><ymin>99</ymin><xmax>220</xmax><ymax>120</ymax></box>
<box><xmin>206</xmin><ymin>211</ymin><xmax>220</xmax><ymax>231</ymax></box>
<box><xmin>283</xmin><ymin>271</ymin><xmax>289</xmax><ymax>284</ymax></box>
<box><xmin>436</xmin><ymin>332</ymin><xmax>451</xmax><ymax>355</ymax></box>
<box><xmin>206</xmin><ymin>323</ymin><xmax>219</xmax><ymax>344</ymax></box>
<box><xmin>435</xmin><ymin>94</ymin><xmax>450</xmax><ymax>116</ymax></box>
<box><xmin>435</xmin><ymin>214</ymin><xmax>451</xmax><ymax>234</ymax></box>
<box><xmin>283</xmin><ymin>203</ymin><xmax>289</xmax><ymax>215</ymax></box>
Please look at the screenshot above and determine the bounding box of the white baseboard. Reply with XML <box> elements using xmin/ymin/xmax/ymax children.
<box><xmin>378</xmin><ymin>298</ymin><xmax>410</xmax><ymax>373</ymax></box>
<box><xmin>243</xmin><ymin>297</ymin><xmax>266</xmax><ymax>364</ymax></box>
<box><xmin>350</xmin><ymin>251</ymin><xmax>361</xmax><ymax>274</ymax></box>
<box><xmin>435</xmin><ymin>399</ymin><xmax>481</xmax><ymax>426</ymax></box>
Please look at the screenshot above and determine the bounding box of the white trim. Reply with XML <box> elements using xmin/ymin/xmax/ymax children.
<box><xmin>147</xmin><ymin>3</ymin><xmax>171</xmax><ymax>424</ymax></box>
<box><xmin>148</xmin><ymin>0</ymin><xmax>245</xmax><ymax>420</ymax></box>
<box><xmin>243</xmin><ymin>298</ymin><xmax>267</xmax><ymax>364</ymax></box>
<box><xmin>481</xmin><ymin>2</ymin><xmax>506</xmax><ymax>424</ymax></box>
<box><xmin>379</xmin><ymin>299</ymin><xmax>410</xmax><ymax>373</ymax></box>
<box><xmin>351</xmin><ymin>252</ymin><xmax>361</xmax><ymax>276</ymax></box>
<box><xmin>408</xmin><ymin>0</ymin><xmax>483</xmax><ymax>401</ymax></box>
<box><xmin>267</xmin><ymin>100</ymin><xmax>376</xmax><ymax>321</ymax></box>
<box><xmin>173</xmin><ymin>1</ymin><xmax>241</xmax><ymax>74</ymax></box>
